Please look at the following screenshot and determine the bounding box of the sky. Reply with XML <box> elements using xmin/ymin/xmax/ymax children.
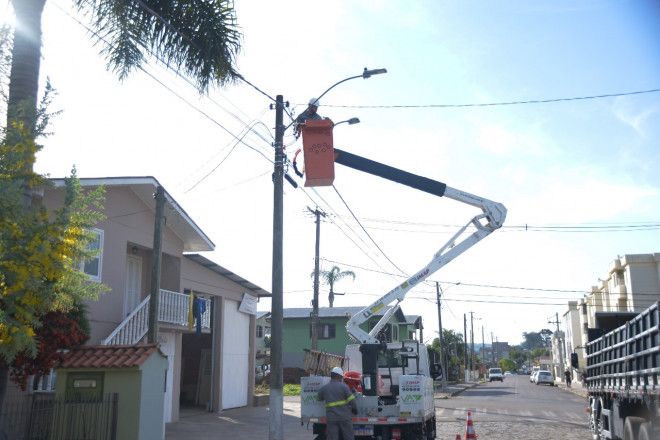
<box><xmin>2</xmin><ymin>0</ymin><xmax>659</xmax><ymax>345</ymax></box>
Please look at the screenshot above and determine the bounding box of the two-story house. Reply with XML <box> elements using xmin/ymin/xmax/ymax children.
<box><xmin>34</xmin><ymin>177</ymin><xmax>270</xmax><ymax>423</ymax></box>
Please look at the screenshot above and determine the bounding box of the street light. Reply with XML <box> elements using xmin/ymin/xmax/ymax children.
<box><xmin>334</xmin><ymin>117</ymin><xmax>361</xmax><ymax>127</ymax></box>
<box><xmin>269</xmin><ymin>67</ymin><xmax>386</xmax><ymax>440</ymax></box>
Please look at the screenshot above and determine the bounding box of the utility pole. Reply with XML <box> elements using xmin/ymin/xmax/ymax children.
<box><xmin>469</xmin><ymin>312</ymin><xmax>475</xmax><ymax>377</ymax></box>
<box><xmin>308</xmin><ymin>207</ymin><xmax>325</xmax><ymax>351</ymax></box>
<box><xmin>491</xmin><ymin>332</ymin><xmax>495</xmax><ymax>364</ymax></box>
<box><xmin>269</xmin><ymin>95</ymin><xmax>285</xmax><ymax>440</ymax></box>
<box><xmin>147</xmin><ymin>185</ymin><xmax>165</xmax><ymax>344</ymax></box>
<box><xmin>435</xmin><ymin>282</ymin><xmax>447</xmax><ymax>390</ymax></box>
<box><xmin>549</xmin><ymin>312</ymin><xmax>565</xmax><ymax>379</ymax></box>
<box><xmin>463</xmin><ymin>314</ymin><xmax>468</xmax><ymax>382</ymax></box>
<box><xmin>481</xmin><ymin>325</ymin><xmax>485</xmax><ymax>364</ymax></box>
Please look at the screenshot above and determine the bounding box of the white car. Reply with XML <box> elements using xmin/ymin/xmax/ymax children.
<box><xmin>530</xmin><ymin>370</ymin><xmax>539</xmax><ymax>383</ymax></box>
<box><xmin>535</xmin><ymin>370</ymin><xmax>554</xmax><ymax>386</ymax></box>
<box><xmin>488</xmin><ymin>368</ymin><xmax>504</xmax><ymax>382</ymax></box>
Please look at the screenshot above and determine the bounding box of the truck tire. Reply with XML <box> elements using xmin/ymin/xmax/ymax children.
<box><xmin>623</xmin><ymin>416</ymin><xmax>645</xmax><ymax>440</ymax></box>
<box><xmin>638</xmin><ymin>422</ymin><xmax>652</xmax><ymax>440</ymax></box>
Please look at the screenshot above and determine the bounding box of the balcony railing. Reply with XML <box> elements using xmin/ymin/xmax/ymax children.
<box><xmin>103</xmin><ymin>289</ymin><xmax>211</xmax><ymax>345</ymax></box>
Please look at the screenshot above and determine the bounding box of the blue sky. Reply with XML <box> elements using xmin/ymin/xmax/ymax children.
<box><xmin>2</xmin><ymin>0</ymin><xmax>659</xmax><ymax>344</ymax></box>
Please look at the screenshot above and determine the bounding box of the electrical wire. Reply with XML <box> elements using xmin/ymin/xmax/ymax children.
<box><xmin>317</xmin><ymin>88</ymin><xmax>660</xmax><ymax>109</ymax></box>
<box><xmin>320</xmin><ymin>257</ymin><xmax>660</xmax><ymax>297</ymax></box>
<box><xmin>332</xmin><ymin>184</ymin><xmax>409</xmax><ymax>277</ymax></box>
<box><xmin>54</xmin><ymin>4</ymin><xmax>273</xmax><ymax>167</ymax></box>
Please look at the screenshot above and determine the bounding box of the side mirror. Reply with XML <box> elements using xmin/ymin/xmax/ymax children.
<box><xmin>430</xmin><ymin>363</ymin><xmax>443</xmax><ymax>380</ymax></box>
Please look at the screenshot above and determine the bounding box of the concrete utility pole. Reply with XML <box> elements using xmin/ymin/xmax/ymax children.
<box><xmin>469</xmin><ymin>312</ymin><xmax>475</xmax><ymax>374</ymax></box>
<box><xmin>491</xmin><ymin>332</ymin><xmax>495</xmax><ymax>364</ymax></box>
<box><xmin>269</xmin><ymin>95</ymin><xmax>285</xmax><ymax>440</ymax></box>
<box><xmin>435</xmin><ymin>282</ymin><xmax>447</xmax><ymax>390</ymax></box>
<box><xmin>309</xmin><ymin>207</ymin><xmax>326</xmax><ymax>351</ymax></box>
<box><xmin>463</xmin><ymin>314</ymin><xmax>468</xmax><ymax>382</ymax></box>
<box><xmin>481</xmin><ymin>325</ymin><xmax>485</xmax><ymax>364</ymax></box>
<box><xmin>147</xmin><ymin>185</ymin><xmax>165</xmax><ymax>344</ymax></box>
<box><xmin>549</xmin><ymin>312</ymin><xmax>565</xmax><ymax>378</ymax></box>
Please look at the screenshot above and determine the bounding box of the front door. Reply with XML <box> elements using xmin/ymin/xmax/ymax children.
<box><xmin>124</xmin><ymin>255</ymin><xmax>142</xmax><ymax>316</ymax></box>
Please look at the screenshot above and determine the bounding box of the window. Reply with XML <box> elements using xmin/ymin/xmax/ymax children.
<box><xmin>392</xmin><ymin>325</ymin><xmax>399</xmax><ymax>341</ymax></box>
<box><xmin>309</xmin><ymin>323</ymin><xmax>336</xmax><ymax>339</ymax></box>
<box><xmin>79</xmin><ymin>228</ymin><xmax>104</xmax><ymax>282</ymax></box>
<box><xmin>256</xmin><ymin>325</ymin><xmax>263</xmax><ymax>338</ymax></box>
<box><xmin>31</xmin><ymin>369</ymin><xmax>57</xmax><ymax>393</ymax></box>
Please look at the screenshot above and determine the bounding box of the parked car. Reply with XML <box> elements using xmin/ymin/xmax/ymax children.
<box><xmin>488</xmin><ymin>367</ymin><xmax>504</xmax><ymax>382</ymax></box>
<box><xmin>535</xmin><ymin>370</ymin><xmax>554</xmax><ymax>386</ymax></box>
<box><xmin>530</xmin><ymin>370</ymin><xmax>539</xmax><ymax>383</ymax></box>
<box><xmin>504</xmin><ymin>371</ymin><xmax>513</xmax><ymax>377</ymax></box>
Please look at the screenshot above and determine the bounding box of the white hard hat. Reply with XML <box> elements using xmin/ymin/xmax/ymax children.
<box><xmin>331</xmin><ymin>367</ymin><xmax>344</xmax><ymax>376</ymax></box>
<box><xmin>308</xmin><ymin>97</ymin><xmax>320</xmax><ymax>107</ymax></box>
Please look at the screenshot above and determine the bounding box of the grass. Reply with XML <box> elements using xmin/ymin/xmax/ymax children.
<box><xmin>284</xmin><ymin>384</ymin><xmax>301</xmax><ymax>396</ymax></box>
<box><xmin>253</xmin><ymin>383</ymin><xmax>302</xmax><ymax>396</ymax></box>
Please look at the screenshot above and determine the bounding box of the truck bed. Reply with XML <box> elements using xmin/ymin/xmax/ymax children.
<box><xmin>586</xmin><ymin>301</ymin><xmax>660</xmax><ymax>397</ymax></box>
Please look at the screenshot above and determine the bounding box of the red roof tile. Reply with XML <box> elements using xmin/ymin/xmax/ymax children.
<box><xmin>59</xmin><ymin>344</ymin><xmax>162</xmax><ymax>369</ymax></box>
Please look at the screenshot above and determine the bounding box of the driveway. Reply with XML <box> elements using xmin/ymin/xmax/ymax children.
<box><xmin>166</xmin><ymin>397</ymin><xmax>312</xmax><ymax>440</ymax></box>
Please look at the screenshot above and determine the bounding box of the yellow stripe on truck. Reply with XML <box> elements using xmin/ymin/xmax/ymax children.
<box><xmin>325</xmin><ymin>394</ymin><xmax>355</xmax><ymax>408</ymax></box>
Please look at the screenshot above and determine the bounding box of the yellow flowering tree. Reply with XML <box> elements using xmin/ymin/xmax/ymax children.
<box><xmin>0</xmin><ymin>122</ymin><xmax>107</xmax><ymax>405</ymax></box>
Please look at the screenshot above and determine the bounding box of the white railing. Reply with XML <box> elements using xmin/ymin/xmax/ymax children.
<box><xmin>103</xmin><ymin>290</ymin><xmax>211</xmax><ymax>345</ymax></box>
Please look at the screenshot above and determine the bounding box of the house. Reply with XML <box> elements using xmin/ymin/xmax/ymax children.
<box><xmin>564</xmin><ymin>253</ymin><xmax>660</xmax><ymax>372</ymax></box>
<box><xmin>282</xmin><ymin>306</ymin><xmax>418</xmax><ymax>369</ymax></box>
<box><xmin>26</xmin><ymin>176</ymin><xmax>270</xmax><ymax>423</ymax></box>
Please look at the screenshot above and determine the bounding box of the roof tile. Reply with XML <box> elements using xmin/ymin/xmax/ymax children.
<box><xmin>60</xmin><ymin>344</ymin><xmax>162</xmax><ymax>369</ymax></box>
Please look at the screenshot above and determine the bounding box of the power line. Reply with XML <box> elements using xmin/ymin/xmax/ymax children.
<box><xmin>55</xmin><ymin>4</ymin><xmax>274</xmax><ymax>166</ymax></box>
<box><xmin>332</xmin><ymin>184</ymin><xmax>409</xmax><ymax>277</ymax></box>
<box><xmin>320</xmin><ymin>257</ymin><xmax>660</xmax><ymax>297</ymax></box>
<box><xmin>318</xmin><ymin>88</ymin><xmax>660</xmax><ymax>109</ymax></box>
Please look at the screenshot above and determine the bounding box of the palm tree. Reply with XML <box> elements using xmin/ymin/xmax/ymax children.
<box><xmin>317</xmin><ymin>266</ymin><xmax>356</xmax><ymax>308</ymax></box>
<box><xmin>6</xmin><ymin>0</ymin><xmax>241</xmax><ymax>148</ymax></box>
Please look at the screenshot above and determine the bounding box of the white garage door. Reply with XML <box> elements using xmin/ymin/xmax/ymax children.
<box><xmin>221</xmin><ymin>299</ymin><xmax>250</xmax><ymax>409</ymax></box>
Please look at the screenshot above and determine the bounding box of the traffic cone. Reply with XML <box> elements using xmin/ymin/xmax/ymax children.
<box><xmin>465</xmin><ymin>410</ymin><xmax>477</xmax><ymax>439</ymax></box>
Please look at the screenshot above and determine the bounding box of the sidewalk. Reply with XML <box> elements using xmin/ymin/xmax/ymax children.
<box><xmin>435</xmin><ymin>381</ymin><xmax>480</xmax><ymax>399</ymax></box>
<box><xmin>554</xmin><ymin>379</ymin><xmax>589</xmax><ymax>398</ymax></box>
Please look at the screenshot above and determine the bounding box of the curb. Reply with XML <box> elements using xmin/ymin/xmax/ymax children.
<box><xmin>435</xmin><ymin>382</ymin><xmax>480</xmax><ymax>399</ymax></box>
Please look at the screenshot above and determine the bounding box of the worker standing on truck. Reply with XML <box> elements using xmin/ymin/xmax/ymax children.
<box><xmin>317</xmin><ymin>367</ymin><xmax>358</xmax><ymax>440</ymax></box>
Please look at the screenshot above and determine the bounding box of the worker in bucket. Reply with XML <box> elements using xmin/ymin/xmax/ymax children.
<box><xmin>294</xmin><ymin>97</ymin><xmax>324</xmax><ymax>137</ymax></box>
<box><xmin>317</xmin><ymin>367</ymin><xmax>358</xmax><ymax>440</ymax></box>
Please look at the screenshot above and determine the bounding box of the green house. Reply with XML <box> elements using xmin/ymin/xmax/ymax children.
<box><xmin>282</xmin><ymin>306</ymin><xmax>421</xmax><ymax>368</ymax></box>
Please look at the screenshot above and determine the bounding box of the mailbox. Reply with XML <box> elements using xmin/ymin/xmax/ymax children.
<box><xmin>301</xmin><ymin>119</ymin><xmax>335</xmax><ymax>187</ymax></box>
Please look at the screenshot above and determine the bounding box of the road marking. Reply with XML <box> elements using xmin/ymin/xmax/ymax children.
<box><xmin>520</xmin><ymin>410</ymin><xmax>532</xmax><ymax>417</ymax></box>
<box><xmin>543</xmin><ymin>411</ymin><xmax>557</xmax><ymax>418</ymax></box>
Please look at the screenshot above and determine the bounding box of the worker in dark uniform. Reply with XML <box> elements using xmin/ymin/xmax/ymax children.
<box><xmin>294</xmin><ymin>97</ymin><xmax>324</xmax><ymax>138</ymax></box>
<box><xmin>317</xmin><ymin>367</ymin><xmax>357</xmax><ymax>440</ymax></box>
<box><xmin>564</xmin><ymin>368</ymin><xmax>572</xmax><ymax>388</ymax></box>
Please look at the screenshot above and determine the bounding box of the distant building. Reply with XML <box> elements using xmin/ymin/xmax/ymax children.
<box><xmin>564</xmin><ymin>253</ymin><xmax>660</xmax><ymax>375</ymax></box>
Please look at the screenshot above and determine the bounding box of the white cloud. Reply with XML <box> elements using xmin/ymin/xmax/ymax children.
<box><xmin>612</xmin><ymin>97</ymin><xmax>658</xmax><ymax>138</ymax></box>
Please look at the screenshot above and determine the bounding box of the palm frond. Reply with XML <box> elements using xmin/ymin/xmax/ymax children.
<box><xmin>75</xmin><ymin>0</ymin><xmax>241</xmax><ymax>92</ymax></box>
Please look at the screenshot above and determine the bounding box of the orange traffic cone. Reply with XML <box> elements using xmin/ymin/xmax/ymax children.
<box><xmin>465</xmin><ymin>410</ymin><xmax>477</xmax><ymax>439</ymax></box>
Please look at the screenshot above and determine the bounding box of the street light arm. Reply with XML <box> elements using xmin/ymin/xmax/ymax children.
<box><xmin>317</xmin><ymin>67</ymin><xmax>387</xmax><ymax>101</ymax></box>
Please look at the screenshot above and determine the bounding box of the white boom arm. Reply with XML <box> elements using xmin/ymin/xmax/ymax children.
<box><xmin>345</xmin><ymin>186</ymin><xmax>506</xmax><ymax>344</ymax></box>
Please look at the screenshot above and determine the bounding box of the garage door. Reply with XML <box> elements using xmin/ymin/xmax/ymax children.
<box><xmin>221</xmin><ymin>299</ymin><xmax>250</xmax><ymax>409</ymax></box>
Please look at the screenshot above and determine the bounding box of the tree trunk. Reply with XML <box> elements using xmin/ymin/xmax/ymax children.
<box><xmin>0</xmin><ymin>362</ymin><xmax>8</xmax><ymax>418</ymax></box>
<box><xmin>328</xmin><ymin>288</ymin><xmax>334</xmax><ymax>308</ymax></box>
<box><xmin>7</xmin><ymin>0</ymin><xmax>47</xmax><ymax>148</ymax></box>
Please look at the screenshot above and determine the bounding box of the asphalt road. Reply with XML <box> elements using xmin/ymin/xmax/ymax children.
<box><xmin>435</xmin><ymin>374</ymin><xmax>592</xmax><ymax>440</ymax></box>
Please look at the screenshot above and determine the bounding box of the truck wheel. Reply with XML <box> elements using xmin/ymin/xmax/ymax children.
<box><xmin>425</xmin><ymin>417</ymin><xmax>437</xmax><ymax>440</ymax></box>
<box><xmin>623</xmin><ymin>416</ymin><xmax>645</xmax><ymax>440</ymax></box>
<box><xmin>638</xmin><ymin>422</ymin><xmax>652</xmax><ymax>440</ymax></box>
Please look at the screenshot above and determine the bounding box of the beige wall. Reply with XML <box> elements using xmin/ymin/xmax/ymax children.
<box><xmin>44</xmin><ymin>185</ymin><xmax>185</xmax><ymax>344</ymax></box>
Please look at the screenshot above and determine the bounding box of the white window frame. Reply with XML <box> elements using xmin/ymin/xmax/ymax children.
<box><xmin>392</xmin><ymin>324</ymin><xmax>399</xmax><ymax>341</ymax></box>
<box><xmin>79</xmin><ymin>228</ymin><xmax>104</xmax><ymax>282</ymax></box>
<box><xmin>30</xmin><ymin>369</ymin><xmax>57</xmax><ymax>393</ymax></box>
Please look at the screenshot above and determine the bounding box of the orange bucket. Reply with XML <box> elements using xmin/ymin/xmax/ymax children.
<box><xmin>301</xmin><ymin>119</ymin><xmax>335</xmax><ymax>186</ymax></box>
